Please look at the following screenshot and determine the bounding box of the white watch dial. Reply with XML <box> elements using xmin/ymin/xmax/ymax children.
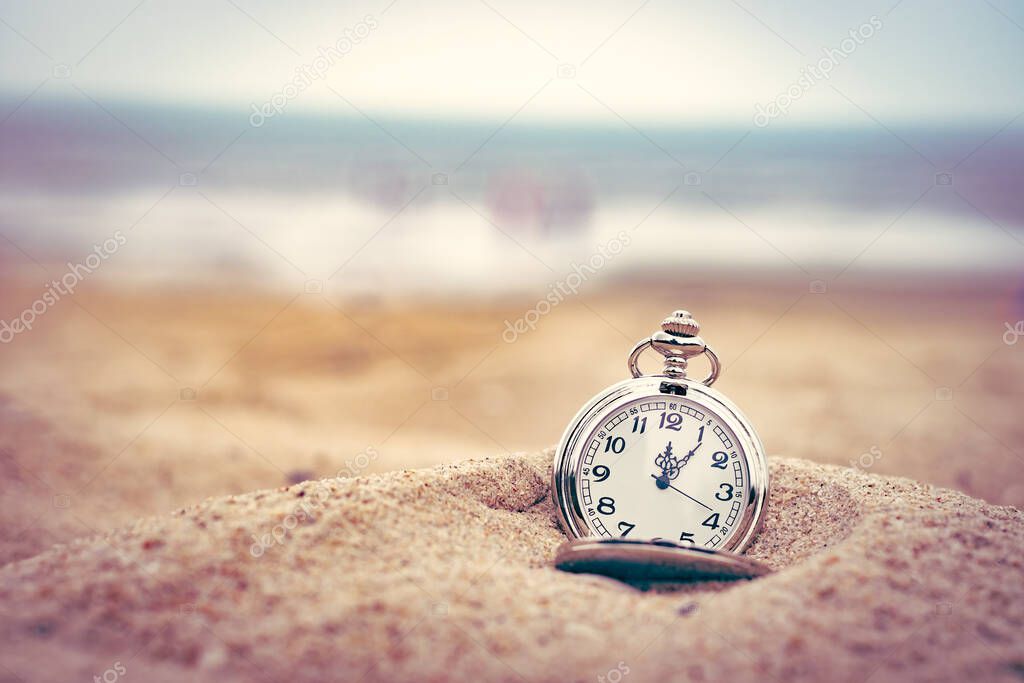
<box><xmin>576</xmin><ymin>395</ymin><xmax>750</xmax><ymax>549</ymax></box>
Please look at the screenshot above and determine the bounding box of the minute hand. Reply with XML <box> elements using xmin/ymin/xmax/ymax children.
<box><xmin>649</xmin><ymin>474</ymin><xmax>712</xmax><ymax>511</ymax></box>
<box><xmin>678</xmin><ymin>441</ymin><xmax>702</xmax><ymax>468</ymax></box>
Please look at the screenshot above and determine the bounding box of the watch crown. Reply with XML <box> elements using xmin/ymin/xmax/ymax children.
<box><xmin>661</xmin><ymin>310</ymin><xmax>700</xmax><ymax>337</ymax></box>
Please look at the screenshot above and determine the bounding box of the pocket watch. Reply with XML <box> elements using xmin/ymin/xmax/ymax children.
<box><xmin>552</xmin><ymin>310</ymin><xmax>770</xmax><ymax>580</ymax></box>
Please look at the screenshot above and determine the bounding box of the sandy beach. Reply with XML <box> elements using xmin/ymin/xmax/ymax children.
<box><xmin>2</xmin><ymin>2</ymin><xmax>1022</xmax><ymax>679</ymax></box>
<box><xmin>1</xmin><ymin>272</ymin><xmax>1022</xmax><ymax>564</ymax></box>
<box><xmin>1</xmin><ymin>271</ymin><xmax>1022</xmax><ymax>681</ymax></box>
<box><xmin>1</xmin><ymin>448</ymin><xmax>1022</xmax><ymax>682</ymax></box>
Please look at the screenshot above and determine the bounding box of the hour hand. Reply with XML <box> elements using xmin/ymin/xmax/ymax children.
<box><xmin>653</xmin><ymin>441</ymin><xmax>676</xmax><ymax>489</ymax></box>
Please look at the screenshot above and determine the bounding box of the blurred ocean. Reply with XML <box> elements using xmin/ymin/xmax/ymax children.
<box><xmin>2</xmin><ymin>95</ymin><xmax>1022</xmax><ymax>293</ymax></box>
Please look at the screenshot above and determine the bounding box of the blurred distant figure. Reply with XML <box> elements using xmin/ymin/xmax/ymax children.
<box><xmin>486</xmin><ymin>169</ymin><xmax>593</xmax><ymax>238</ymax></box>
<box><xmin>348</xmin><ymin>160</ymin><xmax>412</xmax><ymax>208</ymax></box>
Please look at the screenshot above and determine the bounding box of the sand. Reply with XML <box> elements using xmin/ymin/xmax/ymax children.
<box><xmin>2</xmin><ymin>275</ymin><xmax>1023</xmax><ymax>567</ymax></box>
<box><xmin>1</xmin><ymin>448</ymin><xmax>1022</xmax><ymax>683</ymax></box>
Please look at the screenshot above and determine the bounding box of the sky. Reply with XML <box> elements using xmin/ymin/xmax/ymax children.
<box><xmin>1</xmin><ymin>0</ymin><xmax>1022</xmax><ymax>286</ymax></box>
<box><xmin>1</xmin><ymin>0</ymin><xmax>1023</xmax><ymax>126</ymax></box>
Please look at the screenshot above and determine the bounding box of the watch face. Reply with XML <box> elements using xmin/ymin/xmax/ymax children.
<box><xmin>574</xmin><ymin>393</ymin><xmax>754</xmax><ymax>550</ymax></box>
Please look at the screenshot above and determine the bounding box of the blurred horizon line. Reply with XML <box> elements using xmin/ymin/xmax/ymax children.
<box><xmin>5</xmin><ymin>89</ymin><xmax>1024</xmax><ymax>135</ymax></box>
<box><xmin>2</xmin><ymin>88</ymin><xmax>1022</xmax><ymax>290</ymax></box>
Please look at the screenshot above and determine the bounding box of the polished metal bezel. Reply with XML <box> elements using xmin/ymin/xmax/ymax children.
<box><xmin>552</xmin><ymin>375</ymin><xmax>769</xmax><ymax>553</ymax></box>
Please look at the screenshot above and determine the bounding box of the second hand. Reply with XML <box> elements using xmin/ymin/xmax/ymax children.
<box><xmin>650</xmin><ymin>474</ymin><xmax>712</xmax><ymax>511</ymax></box>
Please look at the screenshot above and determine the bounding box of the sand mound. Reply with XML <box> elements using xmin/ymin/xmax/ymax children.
<box><xmin>1</xmin><ymin>450</ymin><xmax>1022</xmax><ymax>683</ymax></box>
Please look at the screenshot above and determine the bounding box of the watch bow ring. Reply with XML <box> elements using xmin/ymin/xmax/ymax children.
<box><xmin>626</xmin><ymin>310</ymin><xmax>721</xmax><ymax>385</ymax></box>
